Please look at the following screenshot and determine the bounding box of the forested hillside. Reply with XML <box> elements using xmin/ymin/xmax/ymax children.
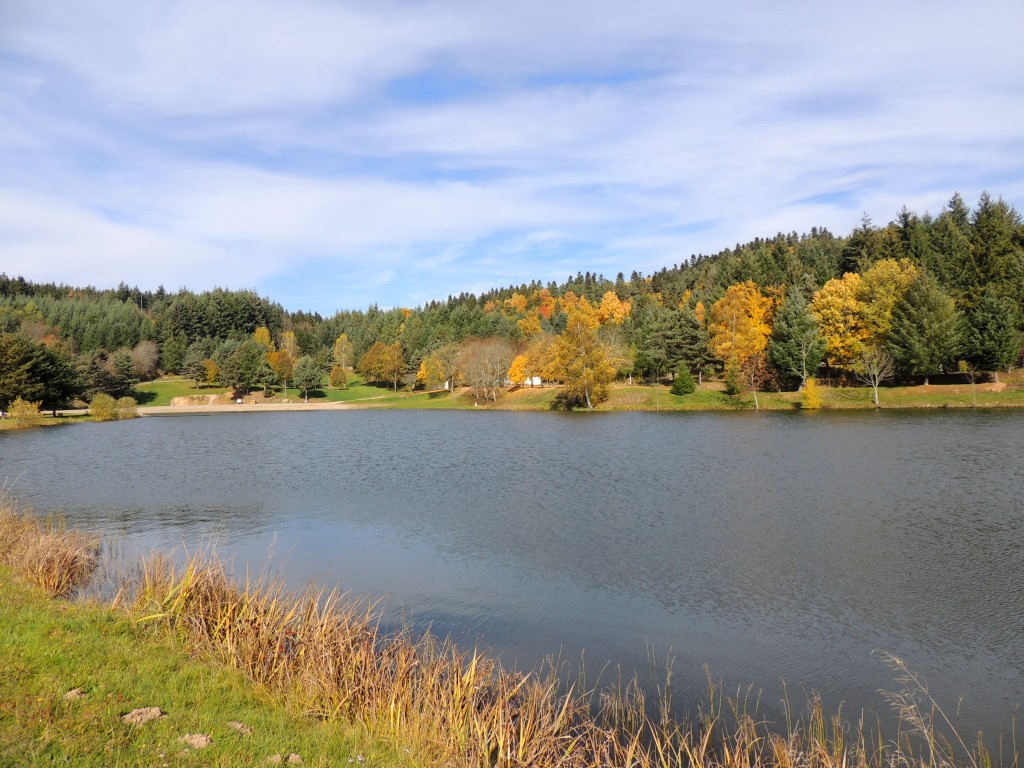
<box><xmin>2</xmin><ymin>192</ymin><xmax>1022</xmax><ymax>411</ymax></box>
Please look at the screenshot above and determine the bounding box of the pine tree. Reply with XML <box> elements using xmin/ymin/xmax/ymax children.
<box><xmin>886</xmin><ymin>274</ymin><xmax>962</xmax><ymax>383</ymax></box>
<box><xmin>767</xmin><ymin>289</ymin><xmax>824</xmax><ymax>389</ymax></box>
<box><xmin>670</xmin><ymin>364</ymin><xmax>696</xmax><ymax>396</ymax></box>
<box><xmin>963</xmin><ymin>293</ymin><xmax>1020</xmax><ymax>381</ymax></box>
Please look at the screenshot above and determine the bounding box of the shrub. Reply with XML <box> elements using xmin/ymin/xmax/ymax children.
<box><xmin>89</xmin><ymin>392</ymin><xmax>118</xmax><ymax>421</ymax></box>
<box><xmin>116</xmin><ymin>396</ymin><xmax>139</xmax><ymax>419</ymax></box>
<box><xmin>723</xmin><ymin>361</ymin><xmax>743</xmax><ymax>396</ymax></box>
<box><xmin>6</xmin><ymin>397</ymin><xmax>42</xmax><ymax>427</ymax></box>
<box><xmin>670</xmin><ymin>365</ymin><xmax>696</xmax><ymax>396</ymax></box>
<box><xmin>801</xmin><ymin>377</ymin><xmax>822</xmax><ymax>410</ymax></box>
<box><xmin>329</xmin><ymin>364</ymin><xmax>347</xmax><ymax>389</ymax></box>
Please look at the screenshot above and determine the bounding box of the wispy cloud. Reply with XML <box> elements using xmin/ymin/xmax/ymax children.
<box><xmin>1</xmin><ymin>0</ymin><xmax>1022</xmax><ymax>312</ymax></box>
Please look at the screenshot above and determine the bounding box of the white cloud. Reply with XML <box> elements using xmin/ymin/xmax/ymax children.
<box><xmin>1</xmin><ymin>0</ymin><xmax>1022</xmax><ymax>311</ymax></box>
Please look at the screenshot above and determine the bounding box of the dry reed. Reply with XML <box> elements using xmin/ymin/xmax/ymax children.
<box><xmin>117</xmin><ymin>548</ymin><xmax>1018</xmax><ymax>768</ymax></box>
<box><xmin>0</xmin><ymin>494</ymin><xmax>101</xmax><ymax>597</ymax></box>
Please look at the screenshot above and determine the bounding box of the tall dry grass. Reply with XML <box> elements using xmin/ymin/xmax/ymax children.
<box><xmin>0</xmin><ymin>493</ymin><xmax>100</xmax><ymax>597</ymax></box>
<box><xmin>117</xmin><ymin>549</ymin><xmax>1019</xmax><ymax>768</ymax></box>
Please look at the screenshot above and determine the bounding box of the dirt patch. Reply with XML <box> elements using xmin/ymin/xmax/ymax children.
<box><xmin>180</xmin><ymin>733</ymin><xmax>213</xmax><ymax>749</ymax></box>
<box><xmin>227</xmin><ymin>720</ymin><xmax>253</xmax><ymax>735</ymax></box>
<box><xmin>170</xmin><ymin>394</ymin><xmax>233</xmax><ymax>406</ymax></box>
<box><xmin>121</xmin><ymin>706</ymin><xmax>165</xmax><ymax>725</ymax></box>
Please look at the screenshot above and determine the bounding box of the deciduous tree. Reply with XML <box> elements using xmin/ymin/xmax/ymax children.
<box><xmin>417</xmin><ymin>356</ymin><xmax>448</xmax><ymax>390</ymax></box>
<box><xmin>858</xmin><ymin>345</ymin><xmax>895</xmax><ymax>406</ymax></box>
<box><xmin>858</xmin><ymin>258</ymin><xmax>920</xmax><ymax>340</ymax></box>
<box><xmin>708</xmin><ymin>280</ymin><xmax>773</xmax><ymax>369</ymax></box>
<box><xmin>458</xmin><ymin>337</ymin><xmax>514</xmax><ymax>402</ymax></box>
<box><xmin>811</xmin><ymin>273</ymin><xmax>869</xmax><ymax>368</ymax></box>
<box><xmin>549</xmin><ymin>314</ymin><xmax>617</xmax><ymax>410</ymax></box>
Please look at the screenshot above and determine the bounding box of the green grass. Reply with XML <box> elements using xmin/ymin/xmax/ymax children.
<box><xmin>0</xmin><ymin>565</ymin><xmax>409</xmax><ymax>768</ymax></box>
<box><xmin>135</xmin><ymin>376</ymin><xmax>229</xmax><ymax>406</ymax></box>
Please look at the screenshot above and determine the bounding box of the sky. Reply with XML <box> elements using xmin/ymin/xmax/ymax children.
<box><xmin>2</xmin><ymin>1</ymin><xmax>1023</xmax><ymax>316</ymax></box>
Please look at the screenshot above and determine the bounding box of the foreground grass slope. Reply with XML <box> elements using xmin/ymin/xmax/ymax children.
<box><xmin>0</xmin><ymin>566</ymin><xmax>403</xmax><ymax>767</ymax></box>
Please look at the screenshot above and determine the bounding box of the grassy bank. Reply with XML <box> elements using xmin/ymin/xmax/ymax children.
<box><xmin>1</xmin><ymin>501</ymin><xmax>1016</xmax><ymax>768</ymax></box>
<box><xmin>0</xmin><ymin>566</ymin><xmax>405</xmax><ymax>767</ymax></box>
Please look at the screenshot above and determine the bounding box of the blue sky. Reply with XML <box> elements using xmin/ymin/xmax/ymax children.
<box><xmin>2</xmin><ymin>1</ymin><xmax>1023</xmax><ymax>315</ymax></box>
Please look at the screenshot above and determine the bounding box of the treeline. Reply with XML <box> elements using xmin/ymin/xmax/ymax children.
<box><xmin>1</xmin><ymin>192</ymin><xmax>1022</xmax><ymax>411</ymax></box>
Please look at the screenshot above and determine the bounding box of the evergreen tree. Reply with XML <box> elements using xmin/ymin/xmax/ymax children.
<box><xmin>969</xmin><ymin>192</ymin><xmax>1024</xmax><ymax>307</ymax></box>
<box><xmin>161</xmin><ymin>334</ymin><xmax>187</xmax><ymax>374</ymax></box>
<box><xmin>670</xmin><ymin>364</ymin><xmax>696</xmax><ymax>395</ymax></box>
<box><xmin>676</xmin><ymin>304</ymin><xmax>712</xmax><ymax>383</ymax></box>
<box><xmin>886</xmin><ymin>274</ymin><xmax>962</xmax><ymax>383</ymax></box>
<box><xmin>293</xmin><ymin>355</ymin><xmax>323</xmax><ymax>402</ymax></box>
<box><xmin>0</xmin><ymin>332</ymin><xmax>82</xmax><ymax>412</ymax></box>
<box><xmin>767</xmin><ymin>289</ymin><xmax>824</xmax><ymax>388</ymax></box>
<box><xmin>962</xmin><ymin>293</ymin><xmax>1020</xmax><ymax>380</ymax></box>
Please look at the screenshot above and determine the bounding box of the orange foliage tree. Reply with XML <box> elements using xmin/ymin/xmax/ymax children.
<box><xmin>708</xmin><ymin>281</ymin><xmax>773</xmax><ymax>367</ymax></box>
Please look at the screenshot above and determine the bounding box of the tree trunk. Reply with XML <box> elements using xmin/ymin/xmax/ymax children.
<box><xmin>585</xmin><ymin>388</ymin><xmax>593</xmax><ymax>410</ymax></box>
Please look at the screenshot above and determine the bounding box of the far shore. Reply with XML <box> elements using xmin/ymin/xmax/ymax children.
<box><xmin>6</xmin><ymin>372</ymin><xmax>1022</xmax><ymax>426</ymax></box>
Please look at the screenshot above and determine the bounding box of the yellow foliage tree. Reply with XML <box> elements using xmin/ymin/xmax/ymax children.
<box><xmin>517</xmin><ymin>313</ymin><xmax>542</xmax><ymax>339</ymax></box>
<box><xmin>858</xmin><ymin>258</ymin><xmax>920</xmax><ymax>339</ymax></box>
<box><xmin>267</xmin><ymin>350</ymin><xmax>293</xmax><ymax>388</ymax></box>
<box><xmin>549</xmin><ymin>314</ymin><xmax>617</xmax><ymax>409</ymax></box>
<box><xmin>558</xmin><ymin>290</ymin><xmax>580</xmax><ymax>316</ymax></box>
<box><xmin>253</xmin><ymin>326</ymin><xmax>275</xmax><ymax>351</ymax></box>
<box><xmin>503</xmin><ymin>293</ymin><xmax>528</xmax><ymax>315</ymax></box>
<box><xmin>416</xmin><ymin>356</ymin><xmax>447</xmax><ymax>390</ymax></box>
<box><xmin>526</xmin><ymin>333</ymin><xmax>557</xmax><ymax>384</ymax></box>
<box><xmin>801</xmin><ymin>377</ymin><xmax>822</xmax><ymax>410</ymax></box>
<box><xmin>329</xmin><ymin>364</ymin><xmax>347</xmax><ymax>389</ymax></box>
<box><xmin>597</xmin><ymin>291</ymin><xmax>631</xmax><ymax>325</ymax></box>
<box><xmin>507</xmin><ymin>353</ymin><xmax>529</xmax><ymax>387</ymax></box>
<box><xmin>694</xmin><ymin>300</ymin><xmax>707</xmax><ymax>326</ymax></box>
<box><xmin>708</xmin><ymin>281</ymin><xmax>773</xmax><ymax>366</ymax></box>
<box><xmin>280</xmin><ymin>331</ymin><xmax>300</xmax><ymax>361</ymax></box>
<box><xmin>811</xmin><ymin>273</ymin><xmax>869</xmax><ymax>367</ymax></box>
<box><xmin>7</xmin><ymin>397</ymin><xmax>42</xmax><ymax>426</ymax></box>
<box><xmin>202</xmin><ymin>358</ymin><xmax>220</xmax><ymax>386</ymax></box>
<box><xmin>332</xmin><ymin>333</ymin><xmax>353</xmax><ymax>370</ymax></box>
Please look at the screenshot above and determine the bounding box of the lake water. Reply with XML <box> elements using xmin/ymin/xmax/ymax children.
<box><xmin>2</xmin><ymin>409</ymin><xmax>1022</xmax><ymax>739</ymax></box>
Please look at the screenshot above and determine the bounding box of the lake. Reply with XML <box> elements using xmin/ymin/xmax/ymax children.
<box><xmin>2</xmin><ymin>409</ymin><xmax>1022</xmax><ymax>740</ymax></box>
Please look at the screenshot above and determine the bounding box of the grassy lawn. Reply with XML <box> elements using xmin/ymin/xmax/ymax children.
<box><xmin>135</xmin><ymin>376</ymin><xmax>229</xmax><ymax>406</ymax></box>
<box><xmin>0</xmin><ymin>566</ymin><xmax>409</xmax><ymax>768</ymax></box>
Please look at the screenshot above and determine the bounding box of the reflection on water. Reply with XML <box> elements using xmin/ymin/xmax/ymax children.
<box><xmin>2</xmin><ymin>409</ymin><xmax>1022</xmax><ymax>736</ymax></box>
